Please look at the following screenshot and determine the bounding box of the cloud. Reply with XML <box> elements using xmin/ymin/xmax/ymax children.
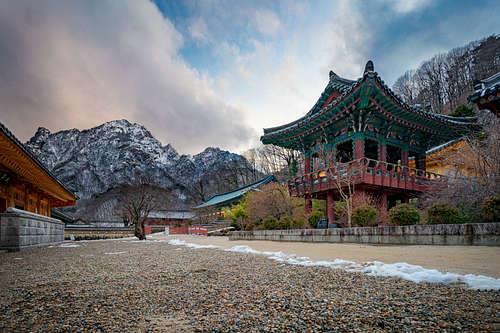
<box><xmin>253</xmin><ymin>9</ymin><xmax>281</xmax><ymax>36</ymax></box>
<box><xmin>0</xmin><ymin>0</ymin><xmax>255</xmax><ymax>154</ymax></box>
<box><xmin>385</xmin><ymin>0</ymin><xmax>433</xmax><ymax>14</ymax></box>
<box><xmin>188</xmin><ymin>17</ymin><xmax>211</xmax><ymax>43</ymax></box>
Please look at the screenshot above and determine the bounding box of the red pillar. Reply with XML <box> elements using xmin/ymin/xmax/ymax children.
<box><xmin>418</xmin><ymin>154</ymin><xmax>427</xmax><ymax>171</ymax></box>
<box><xmin>379</xmin><ymin>141</ymin><xmax>387</xmax><ymax>162</ymax></box>
<box><xmin>402</xmin><ymin>149</ymin><xmax>409</xmax><ymax>167</ymax></box>
<box><xmin>327</xmin><ymin>191</ymin><xmax>335</xmax><ymax>226</ymax></box>
<box><xmin>305</xmin><ymin>154</ymin><xmax>311</xmax><ymax>174</ymax></box>
<box><xmin>354</xmin><ymin>138</ymin><xmax>364</xmax><ymax>160</ymax></box>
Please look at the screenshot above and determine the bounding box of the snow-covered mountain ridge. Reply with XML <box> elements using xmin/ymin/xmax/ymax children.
<box><xmin>25</xmin><ymin>119</ymin><xmax>253</xmax><ymax>200</ymax></box>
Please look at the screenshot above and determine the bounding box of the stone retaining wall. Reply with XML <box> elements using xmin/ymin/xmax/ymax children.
<box><xmin>229</xmin><ymin>223</ymin><xmax>500</xmax><ymax>246</ymax></box>
<box><xmin>0</xmin><ymin>207</ymin><xmax>65</xmax><ymax>251</ymax></box>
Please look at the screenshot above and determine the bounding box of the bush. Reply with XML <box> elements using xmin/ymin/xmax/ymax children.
<box><xmin>245</xmin><ymin>222</ymin><xmax>255</xmax><ymax>231</ymax></box>
<box><xmin>450</xmin><ymin>104</ymin><xmax>475</xmax><ymax>117</ymax></box>
<box><xmin>308</xmin><ymin>211</ymin><xmax>324</xmax><ymax>229</ymax></box>
<box><xmin>263</xmin><ymin>216</ymin><xmax>279</xmax><ymax>230</ymax></box>
<box><xmin>388</xmin><ymin>203</ymin><xmax>420</xmax><ymax>225</ymax></box>
<box><xmin>352</xmin><ymin>206</ymin><xmax>377</xmax><ymax>226</ymax></box>
<box><xmin>277</xmin><ymin>216</ymin><xmax>292</xmax><ymax>230</ymax></box>
<box><xmin>291</xmin><ymin>218</ymin><xmax>304</xmax><ymax>229</ymax></box>
<box><xmin>482</xmin><ymin>194</ymin><xmax>500</xmax><ymax>222</ymax></box>
<box><xmin>427</xmin><ymin>203</ymin><xmax>461</xmax><ymax>225</ymax></box>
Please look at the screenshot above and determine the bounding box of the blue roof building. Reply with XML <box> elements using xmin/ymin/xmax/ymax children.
<box><xmin>193</xmin><ymin>175</ymin><xmax>277</xmax><ymax>209</ymax></box>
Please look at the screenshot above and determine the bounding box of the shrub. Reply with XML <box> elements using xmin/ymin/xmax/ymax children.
<box><xmin>308</xmin><ymin>211</ymin><xmax>324</xmax><ymax>229</ymax></box>
<box><xmin>245</xmin><ymin>222</ymin><xmax>255</xmax><ymax>231</ymax></box>
<box><xmin>263</xmin><ymin>216</ymin><xmax>279</xmax><ymax>230</ymax></box>
<box><xmin>291</xmin><ymin>218</ymin><xmax>304</xmax><ymax>229</ymax></box>
<box><xmin>352</xmin><ymin>206</ymin><xmax>377</xmax><ymax>226</ymax></box>
<box><xmin>427</xmin><ymin>203</ymin><xmax>461</xmax><ymax>225</ymax></box>
<box><xmin>482</xmin><ymin>194</ymin><xmax>500</xmax><ymax>222</ymax></box>
<box><xmin>277</xmin><ymin>216</ymin><xmax>292</xmax><ymax>230</ymax></box>
<box><xmin>388</xmin><ymin>203</ymin><xmax>420</xmax><ymax>225</ymax></box>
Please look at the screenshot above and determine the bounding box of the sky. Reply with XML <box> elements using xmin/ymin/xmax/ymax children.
<box><xmin>0</xmin><ymin>0</ymin><xmax>498</xmax><ymax>154</ymax></box>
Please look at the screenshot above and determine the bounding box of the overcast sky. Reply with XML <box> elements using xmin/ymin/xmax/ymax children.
<box><xmin>0</xmin><ymin>0</ymin><xmax>498</xmax><ymax>154</ymax></box>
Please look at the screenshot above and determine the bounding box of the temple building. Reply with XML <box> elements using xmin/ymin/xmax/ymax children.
<box><xmin>194</xmin><ymin>174</ymin><xmax>277</xmax><ymax>218</ymax></box>
<box><xmin>469</xmin><ymin>71</ymin><xmax>500</xmax><ymax>116</ymax></box>
<box><xmin>0</xmin><ymin>122</ymin><xmax>76</xmax><ymax>214</ymax></box>
<box><xmin>0</xmin><ymin>122</ymin><xmax>76</xmax><ymax>251</ymax></box>
<box><xmin>261</xmin><ymin>61</ymin><xmax>476</xmax><ymax>225</ymax></box>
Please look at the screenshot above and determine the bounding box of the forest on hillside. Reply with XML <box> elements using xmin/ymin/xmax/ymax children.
<box><xmin>392</xmin><ymin>34</ymin><xmax>499</xmax><ymax>114</ymax></box>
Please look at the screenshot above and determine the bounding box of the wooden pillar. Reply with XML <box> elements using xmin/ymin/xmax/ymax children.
<box><xmin>354</xmin><ymin>138</ymin><xmax>364</xmax><ymax>160</ymax></box>
<box><xmin>402</xmin><ymin>149</ymin><xmax>409</xmax><ymax>167</ymax></box>
<box><xmin>305</xmin><ymin>153</ymin><xmax>311</xmax><ymax>174</ymax></box>
<box><xmin>402</xmin><ymin>196</ymin><xmax>410</xmax><ymax>204</ymax></box>
<box><xmin>327</xmin><ymin>191</ymin><xmax>335</xmax><ymax>226</ymax></box>
<box><xmin>379</xmin><ymin>140</ymin><xmax>387</xmax><ymax>162</ymax></box>
<box><xmin>418</xmin><ymin>154</ymin><xmax>427</xmax><ymax>171</ymax></box>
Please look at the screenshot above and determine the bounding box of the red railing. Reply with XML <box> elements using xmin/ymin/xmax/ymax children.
<box><xmin>287</xmin><ymin>158</ymin><xmax>446</xmax><ymax>196</ymax></box>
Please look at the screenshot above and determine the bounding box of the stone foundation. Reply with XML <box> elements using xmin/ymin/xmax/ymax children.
<box><xmin>0</xmin><ymin>207</ymin><xmax>65</xmax><ymax>251</ymax></box>
<box><xmin>230</xmin><ymin>223</ymin><xmax>500</xmax><ymax>246</ymax></box>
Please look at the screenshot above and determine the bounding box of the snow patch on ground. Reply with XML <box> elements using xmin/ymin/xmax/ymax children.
<box><xmin>224</xmin><ymin>245</ymin><xmax>500</xmax><ymax>290</ymax></box>
<box><xmin>168</xmin><ymin>239</ymin><xmax>220</xmax><ymax>249</ymax></box>
<box><xmin>58</xmin><ymin>243</ymin><xmax>81</xmax><ymax>248</ymax></box>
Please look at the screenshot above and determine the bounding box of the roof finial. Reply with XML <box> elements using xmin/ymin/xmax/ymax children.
<box><xmin>364</xmin><ymin>60</ymin><xmax>374</xmax><ymax>74</ymax></box>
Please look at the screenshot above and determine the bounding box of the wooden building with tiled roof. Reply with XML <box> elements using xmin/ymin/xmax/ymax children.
<box><xmin>261</xmin><ymin>61</ymin><xmax>477</xmax><ymax>225</ymax></box>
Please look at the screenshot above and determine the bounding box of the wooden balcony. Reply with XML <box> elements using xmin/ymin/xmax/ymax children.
<box><xmin>287</xmin><ymin>158</ymin><xmax>446</xmax><ymax>198</ymax></box>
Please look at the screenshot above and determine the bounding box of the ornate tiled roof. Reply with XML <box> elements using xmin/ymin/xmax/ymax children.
<box><xmin>468</xmin><ymin>72</ymin><xmax>500</xmax><ymax>102</ymax></box>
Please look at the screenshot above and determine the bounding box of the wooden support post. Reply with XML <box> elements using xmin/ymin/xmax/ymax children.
<box><xmin>327</xmin><ymin>191</ymin><xmax>335</xmax><ymax>226</ymax></box>
<box><xmin>402</xmin><ymin>149</ymin><xmax>409</xmax><ymax>167</ymax></box>
<box><xmin>418</xmin><ymin>154</ymin><xmax>426</xmax><ymax>172</ymax></box>
<box><xmin>305</xmin><ymin>153</ymin><xmax>311</xmax><ymax>174</ymax></box>
<box><xmin>379</xmin><ymin>141</ymin><xmax>387</xmax><ymax>162</ymax></box>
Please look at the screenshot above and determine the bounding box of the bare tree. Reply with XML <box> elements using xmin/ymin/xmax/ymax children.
<box><xmin>421</xmin><ymin>111</ymin><xmax>500</xmax><ymax>215</ymax></box>
<box><xmin>393</xmin><ymin>34</ymin><xmax>500</xmax><ymax>114</ymax></box>
<box><xmin>114</xmin><ymin>176</ymin><xmax>173</xmax><ymax>240</ymax></box>
<box><xmin>315</xmin><ymin>139</ymin><xmax>358</xmax><ymax>227</ymax></box>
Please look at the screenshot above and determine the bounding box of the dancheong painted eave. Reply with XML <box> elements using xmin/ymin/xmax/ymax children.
<box><xmin>261</xmin><ymin>60</ymin><xmax>478</xmax><ymax>151</ymax></box>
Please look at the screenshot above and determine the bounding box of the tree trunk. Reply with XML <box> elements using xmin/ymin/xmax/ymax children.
<box><xmin>135</xmin><ymin>221</ymin><xmax>146</xmax><ymax>240</ymax></box>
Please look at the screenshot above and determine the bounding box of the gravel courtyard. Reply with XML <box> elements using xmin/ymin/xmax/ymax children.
<box><xmin>1</xmin><ymin>238</ymin><xmax>499</xmax><ymax>332</ymax></box>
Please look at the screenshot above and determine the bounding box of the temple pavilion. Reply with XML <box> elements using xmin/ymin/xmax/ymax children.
<box><xmin>261</xmin><ymin>61</ymin><xmax>476</xmax><ymax>225</ymax></box>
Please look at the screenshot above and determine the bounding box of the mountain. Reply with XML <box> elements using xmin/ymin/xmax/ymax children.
<box><xmin>25</xmin><ymin>120</ymin><xmax>259</xmax><ymax>204</ymax></box>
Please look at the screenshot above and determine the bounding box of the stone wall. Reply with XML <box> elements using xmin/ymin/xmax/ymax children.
<box><xmin>230</xmin><ymin>223</ymin><xmax>500</xmax><ymax>246</ymax></box>
<box><xmin>0</xmin><ymin>207</ymin><xmax>65</xmax><ymax>251</ymax></box>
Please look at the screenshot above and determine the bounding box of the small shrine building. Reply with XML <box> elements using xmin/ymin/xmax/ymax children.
<box><xmin>261</xmin><ymin>61</ymin><xmax>476</xmax><ymax>225</ymax></box>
